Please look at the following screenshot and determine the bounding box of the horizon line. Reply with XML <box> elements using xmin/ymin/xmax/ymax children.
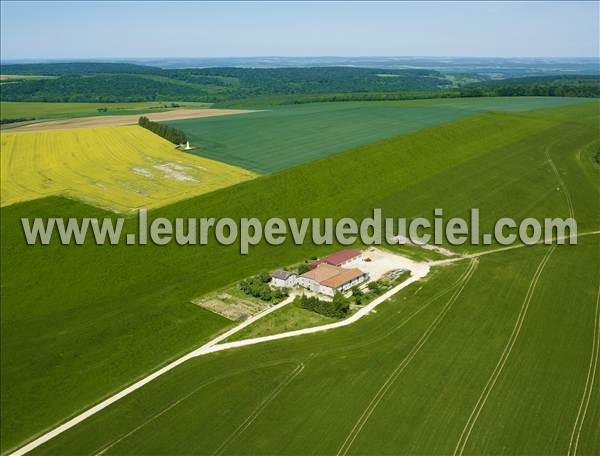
<box><xmin>2</xmin><ymin>55</ymin><xmax>600</xmax><ymax>63</ymax></box>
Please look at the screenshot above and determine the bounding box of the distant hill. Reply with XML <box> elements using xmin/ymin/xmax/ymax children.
<box><xmin>1</xmin><ymin>62</ymin><xmax>598</xmax><ymax>103</ymax></box>
<box><xmin>0</xmin><ymin>62</ymin><xmax>157</xmax><ymax>75</ymax></box>
<box><xmin>0</xmin><ymin>64</ymin><xmax>458</xmax><ymax>103</ymax></box>
<box><xmin>461</xmin><ymin>75</ymin><xmax>600</xmax><ymax>98</ymax></box>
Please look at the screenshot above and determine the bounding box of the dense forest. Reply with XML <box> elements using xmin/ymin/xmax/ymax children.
<box><xmin>0</xmin><ymin>63</ymin><xmax>457</xmax><ymax>102</ymax></box>
<box><xmin>460</xmin><ymin>75</ymin><xmax>600</xmax><ymax>98</ymax></box>
<box><xmin>1</xmin><ymin>62</ymin><xmax>598</xmax><ymax>104</ymax></box>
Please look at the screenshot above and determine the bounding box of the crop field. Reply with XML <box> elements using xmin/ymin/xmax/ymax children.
<box><xmin>0</xmin><ymin>125</ymin><xmax>256</xmax><ymax>212</ymax></box>
<box><xmin>165</xmin><ymin>96</ymin><xmax>593</xmax><ymax>173</ymax></box>
<box><xmin>28</xmin><ymin>239</ymin><xmax>600</xmax><ymax>455</ymax></box>
<box><xmin>0</xmin><ymin>101</ymin><xmax>170</xmax><ymax>121</ymax></box>
<box><xmin>1</xmin><ymin>101</ymin><xmax>599</xmax><ymax>453</ymax></box>
<box><xmin>6</xmin><ymin>108</ymin><xmax>256</xmax><ymax>133</ymax></box>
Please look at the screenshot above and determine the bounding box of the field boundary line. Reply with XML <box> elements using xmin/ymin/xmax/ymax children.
<box><xmin>568</xmin><ymin>278</ymin><xmax>600</xmax><ymax>456</ymax></box>
<box><xmin>6</xmin><ymin>108</ymin><xmax>258</xmax><ymax>132</ymax></box>
<box><xmin>453</xmin><ymin>245</ymin><xmax>556</xmax><ymax>456</ymax></box>
<box><xmin>336</xmin><ymin>258</ymin><xmax>479</xmax><ymax>456</ymax></box>
<box><xmin>213</xmin><ymin>362</ymin><xmax>305</xmax><ymax>456</ymax></box>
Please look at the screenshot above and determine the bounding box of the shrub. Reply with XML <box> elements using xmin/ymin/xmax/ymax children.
<box><xmin>273</xmin><ymin>288</ymin><xmax>288</xmax><ymax>300</ymax></box>
<box><xmin>297</xmin><ymin>263</ymin><xmax>310</xmax><ymax>274</ymax></box>
<box><xmin>351</xmin><ymin>286</ymin><xmax>364</xmax><ymax>305</ymax></box>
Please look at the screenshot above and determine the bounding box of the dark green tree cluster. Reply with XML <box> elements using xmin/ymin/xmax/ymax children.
<box><xmin>461</xmin><ymin>75</ymin><xmax>600</xmax><ymax>98</ymax></box>
<box><xmin>138</xmin><ymin>116</ymin><xmax>187</xmax><ymax>145</ymax></box>
<box><xmin>0</xmin><ymin>117</ymin><xmax>35</xmax><ymax>125</ymax></box>
<box><xmin>296</xmin><ymin>263</ymin><xmax>311</xmax><ymax>274</ymax></box>
<box><xmin>295</xmin><ymin>293</ymin><xmax>350</xmax><ymax>318</ymax></box>
<box><xmin>239</xmin><ymin>272</ymin><xmax>288</xmax><ymax>302</ymax></box>
<box><xmin>0</xmin><ymin>74</ymin><xmax>210</xmax><ymax>102</ymax></box>
<box><xmin>351</xmin><ymin>286</ymin><xmax>365</xmax><ymax>305</ymax></box>
<box><xmin>0</xmin><ymin>62</ymin><xmax>158</xmax><ymax>76</ymax></box>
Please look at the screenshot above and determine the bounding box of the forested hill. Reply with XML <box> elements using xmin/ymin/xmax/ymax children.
<box><xmin>0</xmin><ymin>62</ymin><xmax>158</xmax><ymax>75</ymax></box>
<box><xmin>1</xmin><ymin>62</ymin><xmax>598</xmax><ymax>103</ymax></box>
<box><xmin>0</xmin><ymin>63</ymin><xmax>456</xmax><ymax>102</ymax></box>
<box><xmin>461</xmin><ymin>75</ymin><xmax>600</xmax><ymax>98</ymax></box>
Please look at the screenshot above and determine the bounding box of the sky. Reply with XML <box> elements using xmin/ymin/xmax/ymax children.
<box><xmin>1</xmin><ymin>1</ymin><xmax>598</xmax><ymax>60</ymax></box>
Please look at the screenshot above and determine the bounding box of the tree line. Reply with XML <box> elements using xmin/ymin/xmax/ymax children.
<box><xmin>138</xmin><ymin>116</ymin><xmax>187</xmax><ymax>145</ymax></box>
<box><xmin>295</xmin><ymin>293</ymin><xmax>350</xmax><ymax>319</ymax></box>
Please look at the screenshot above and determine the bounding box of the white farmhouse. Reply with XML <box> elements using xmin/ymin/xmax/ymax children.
<box><xmin>271</xmin><ymin>270</ymin><xmax>297</xmax><ymax>288</ymax></box>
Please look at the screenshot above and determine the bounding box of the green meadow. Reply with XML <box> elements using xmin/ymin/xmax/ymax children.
<box><xmin>27</xmin><ymin>239</ymin><xmax>600</xmax><ymax>455</ymax></box>
<box><xmin>227</xmin><ymin>303</ymin><xmax>337</xmax><ymax>342</ymax></box>
<box><xmin>1</xmin><ymin>100</ymin><xmax>599</xmax><ymax>454</ymax></box>
<box><xmin>0</xmin><ymin>101</ymin><xmax>171</xmax><ymax>121</ymax></box>
<box><xmin>165</xmin><ymin>96</ymin><xmax>592</xmax><ymax>173</ymax></box>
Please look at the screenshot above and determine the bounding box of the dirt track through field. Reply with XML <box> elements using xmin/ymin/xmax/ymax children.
<box><xmin>336</xmin><ymin>258</ymin><xmax>479</xmax><ymax>456</ymax></box>
<box><xmin>568</xmin><ymin>279</ymin><xmax>600</xmax><ymax>456</ymax></box>
<box><xmin>5</xmin><ymin>108</ymin><xmax>256</xmax><ymax>132</ymax></box>
<box><xmin>9</xmin><ymin>235</ymin><xmax>599</xmax><ymax>456</ymax></box>
<box><xmin>453</xmin><ymin>245</ymin><xmax>556</xmax><ymax>456</ymax></box>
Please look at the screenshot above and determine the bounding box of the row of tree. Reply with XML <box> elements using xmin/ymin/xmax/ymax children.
<box><xmin>295</xmin><ymin>293</ymin><xmax>350</xmax><ymax>319</ymax></box>
<box><xmin>138</xmin><ymin>116</ymin><xmax>187</xmax><ymax>145</ymax></box>
<box><xmin>0</xmin><ymin>116</ymin><xmax>35</xmax><ymax>125</ymax></box>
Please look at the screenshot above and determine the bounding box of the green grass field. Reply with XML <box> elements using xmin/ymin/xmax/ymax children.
<box><xmin>1</xmin><ymin>100</ymin><xmax>599</xmax><ymax>454</ymax></box>
<box><xmin>227</xmin><ymin>302</ymin><xmax>337</xmax><ymax>342</ymax></box>
<box><xmin>165</xmin><ymin>97</ymin><xmax>593</xmax><ymax>173</ymax></box>
<box><xmin>28</xmin><ymin>239</ymin><xmax>600</xmax><ymax>455</ymax></box>
<box><xmin>0</xmin><ymin>101</ymin><xmax>174</xmax><ymax>121</ymax></box>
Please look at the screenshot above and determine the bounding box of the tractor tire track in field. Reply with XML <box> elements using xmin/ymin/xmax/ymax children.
<box><xmin>453</xmin><ymin>245</ymin><xmax>556</xmax><ymax>456</ymax></box>
<box><xmin>319</xmin><ymin>263</ymin><xmax>473</xmax><ymax>360</ymax></box>
<box><xmin>545</xmin><ymin>143</ymin><xmax>575</xmax><ymax>219</ymax></box>
<box><xmin>213</xmin><ymin>362</ymin><xmax>306</xmax><ymax>456</ymax></box>
<box><xmin>336</xmin><ymin>258</ymin><xmax>479</xmax><ymax>456</ymax></box>
<box><xmin>568</xmin><ymin>279</ymin><xmax>600</xmax><ymax>456</ymax></box>
<box><xmin>92</xmin><ymin>359</ymin><xmax>303</xmax><ymax>456</ymax></box>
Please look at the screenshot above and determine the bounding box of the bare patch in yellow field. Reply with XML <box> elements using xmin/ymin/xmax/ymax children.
<box><xmin>0</xmin><ymin>125</ymin><xmax>257</xmax><ymax>212</ymax></box>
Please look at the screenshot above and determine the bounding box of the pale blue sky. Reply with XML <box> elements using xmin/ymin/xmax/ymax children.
<box><xmin>1</xmin><ymin>1</ymin><xmax>598</xmax><ymax>59</ymax></box>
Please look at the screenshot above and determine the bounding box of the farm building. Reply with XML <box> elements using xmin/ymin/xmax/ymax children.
<box><xmin>309</xmin><ymin>249</ymin><xmax>363</xmax><ymax>270</ymax></box>
<box><xmin>271</xmin><ymin>269</ymin><xmax>297</xmax><ymax>288</ymax></box>
<box><xmin>298</xmin><ymin>263</ymin><xmax>369</xmax><ymax>296</ymax></box>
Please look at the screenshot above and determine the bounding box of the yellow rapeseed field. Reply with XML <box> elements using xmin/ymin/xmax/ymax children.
<box><xmin>0</xmin><ymin>125</ymin><xmax>257</xmax><ymax>212</ymax></box>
